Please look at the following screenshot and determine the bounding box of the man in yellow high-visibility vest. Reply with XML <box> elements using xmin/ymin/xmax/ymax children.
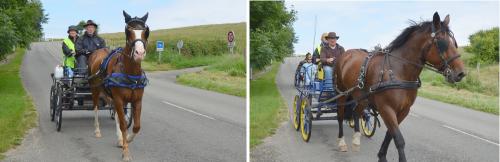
<box><xmin>61</xmin><ymin>25</ymin><xmax>79</xmax><ymax>77</ymax></box>
<box><xmin>312</xmin><ymin>32</ymin><xmax>329</xmax><ymax>64</ymax></box>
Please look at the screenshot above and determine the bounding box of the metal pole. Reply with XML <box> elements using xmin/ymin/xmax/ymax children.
<box><xmin>158</xmin><ymin>51</ymin><xmax>161</xmax><ymax>64</ymax></box>
<box><xmin>312</xmin><ymin>15</ymin><xmax>318</xmax><ymax>53</ymax></box>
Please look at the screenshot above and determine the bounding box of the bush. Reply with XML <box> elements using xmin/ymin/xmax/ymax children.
<box><xmin>465</xmin><ymin>27</ymin><xmax>499</xmax><ymax>65</ymax></box>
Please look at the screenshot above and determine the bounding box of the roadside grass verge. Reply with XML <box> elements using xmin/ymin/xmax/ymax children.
<box><xmin>0</xmin><ymin>49</ymin><xmax>37</xmax><ymax>159</ymax></box>
<box><xmin>176</xmin><ymin>54</ymin><xmax>245</xmax><ymax>97</ymax></box>
<box><xmin>418</xmin><ymin>64</ymin><xmax>499</xmax><ymax>115</ymax></box>
<box><xmin>250</xmin><ymin>63</ymin><xmax>286</xmax><ymax>148</ymax></box>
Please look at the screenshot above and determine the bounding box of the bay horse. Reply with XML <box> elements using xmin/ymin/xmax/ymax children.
<box><xmin>333</xmin><ymin>12</ymin><xmax>465</xmax><ymax>162</ymax></box>
<box><xmin>88</xmin><ymin>11</ymin><xmax>149</xmax><ymax>161</ymax></box>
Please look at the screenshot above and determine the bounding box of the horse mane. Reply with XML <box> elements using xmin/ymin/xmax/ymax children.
<box><xmin>386</xmin><ymin>20</ymin><xmax>454</xmax><ymax>52</ymax></box>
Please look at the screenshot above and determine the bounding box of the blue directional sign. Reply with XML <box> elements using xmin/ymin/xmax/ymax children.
<box><xmin>156</xmin><ymin>41</ymin><xmax>164</xmax><ymax>52</ymax></box>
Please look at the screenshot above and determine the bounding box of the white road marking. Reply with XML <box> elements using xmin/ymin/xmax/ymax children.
<box><xmin>442</xmin><ymin>125</ymin><xmax>499</xmax><ymax>146</ymax></box>
<box><xmin>162</xmin><ymin>101</ymin><xmax>216</xmax><ymax>120</ymax></box>
<box><xmin>409</xmin><ymin>112</ymin><xmax>420</xmax><ymax>118</ymax></box>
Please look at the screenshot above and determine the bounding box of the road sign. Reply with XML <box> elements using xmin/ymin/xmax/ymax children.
<box><xmin>177</xmin><ymin>40</ymin><xmax>183</xmax><ymax>49</ymax></box>
<box><xmin>227</xmin><ymin>31</ymin><xmax>235</xmax><ymax>43</ymax></box>
<box><xmin>177</xmin><ymin>40</ymin><xmax>183</xmax><ymax>54</ymax></box>
<box><xmin>156</xmin><ymin>41</ymin><xmax>164</xmax><ymax>52</ymax></box>
<box><xmin>227</xmin><ymin>31</ymin><xmax>235</xmax><ymax>54</ymax></box>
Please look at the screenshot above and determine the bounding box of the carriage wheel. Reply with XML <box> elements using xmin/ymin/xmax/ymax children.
<box><xmin>292</xmin><ymin>95</ymin><xmax>301</xmax><ymax>131</ymax></box>
<box><xmin>361</xmin><ymin>110</ymin><xmax>377</xmax><ymax>137</ymax></box>
<box><xmin>300</xmin><ymin>98</ymin><xmax>312</xmax><ymax>142</ymax></box>
<box><xmin>348</xmin><ymin>119</ymin><xmax>355</xmax><ymax>128</ymax></box>
<box><xmin>125</xmin><ymin>106</ymin><xmax>133</xmax><ymax>129</ymax></box>
<box><xmin>111</xmin><ymin>106</ymin><xmax>134</xmax><ymax>129</ymax></box>
<box><xmin>55</xmin><ymin>85</ymin><xmax>63</xmax><ymax>132</ymax></box>
<box><xmin>49</xmin><ymin>84</ymin><xmax>56</xmax><ymax>121</ymax></box>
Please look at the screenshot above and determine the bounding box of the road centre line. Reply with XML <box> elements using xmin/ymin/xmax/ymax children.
<box><xmin>442</xmin><ymin>125</ymin><xmax>499</xmax><ymax>146</ymax></box>
<box><xmin>162</xmin><ymin>101</ymin><xmax>216</xmax><ymax>120</ymax></box>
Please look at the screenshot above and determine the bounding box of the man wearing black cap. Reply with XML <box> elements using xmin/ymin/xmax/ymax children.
<box><xmin>318</xmin><ymin>32</ymin><xmax>345</xmax><ymax>118</ymax></box>
<box><xmin>75</xmin><ymin>20</ymin><xmax>106</xmax><ymax>75</ymax></box>
<box><xmin>62</xmin><ymin>25</ymin><xmax>79</xmax><ymax>77</ymax></box>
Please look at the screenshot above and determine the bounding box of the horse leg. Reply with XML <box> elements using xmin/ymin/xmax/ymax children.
<box><xmin>114</xmin><ymin>98</ymin><xmax>131</xmax><ymax>161</ymax></box>
<box><xmin>377</xmin><ymin>130</ymin><xmax>393</xmax><ymax>162</ymax></box>
<box><xmin>127</xmin><ymin>100</ymin><xmax>142</xmax><ymax>143</ymax></box>
<box><xmin>91</xmin><ymin>89</ymin><xmax>101</xmax><ymax>138</ymax></box>
<box><xmin>336</xmin><ymin>96</ymin><xmax>347</xmax><ymax>152</ymax></box>
<box><xmin>352</xmin><ymin>107</ymin><xmax>361</xmax><ymax>152</ymax></box>
<box><xmin>377</xmin><ymin>104</ymin><xmax>401</xmax><ymax>162</ymax></box>
<box><xmin>393</xmin><ymin>109</ymin><xmax>410</xmax><ymax>162</ymax></box>
<box><xmin>115</xmin><ymin>112</ymin><xmax>123</xmax><ymax>147</ymax></box>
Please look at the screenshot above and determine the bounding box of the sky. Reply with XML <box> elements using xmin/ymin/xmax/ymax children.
<box><xmin>40</xmin><ymin>0</ymin><xmax>247</xmax><ymax>38</ymax></box>
<box><xmin>285</xmin><ymin>1</ymin><xmax>499</xmax><ymax>55</ymax></box>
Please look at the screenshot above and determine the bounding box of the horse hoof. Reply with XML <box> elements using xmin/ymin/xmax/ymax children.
<box><xmin>378</xmin><ymin>158</ymin><xmax>387</xmax><ymax>162</ymax></box>
<box><xmin>339</xmin><ymin>145</ymin><xmax>348</xmax><ymax>152</ymax></box>
<box><xmin>122</xmin><ymin>155</ymin><xmax>131</xmax><ymax>162</ymax></box>
<box><xmin>95</xmin><ymin>132</ymin><xmax>102</xmax><ymax>138</ymax></box>
<box><xmin>352</xmin><ymin>144</ymin><xmax>360</xmax><ymax>152</ymax></box>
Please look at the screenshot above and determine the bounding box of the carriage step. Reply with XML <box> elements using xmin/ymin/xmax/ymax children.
<box><xmin>74</xmin><ymin>92</ymin><xmax>92</xmax><ymax>95</ymax></box>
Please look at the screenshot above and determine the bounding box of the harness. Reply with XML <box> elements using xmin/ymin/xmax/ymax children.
<box><xmin>322</xmin><ymin>24</ymin><xmax>460</xmax><ymax>107</ymax></box>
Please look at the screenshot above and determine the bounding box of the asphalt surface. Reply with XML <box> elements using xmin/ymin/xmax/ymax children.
<box><xmin>3</xmin><ymin>42</ymin><xmax>246</xmax><ymax>162</ymax></box>
<box><xmin>251</xmin><ymin>57</ymin><xmax>499</xmax><ymax>162</ymax></box>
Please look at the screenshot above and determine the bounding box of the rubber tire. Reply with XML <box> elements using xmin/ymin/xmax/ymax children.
<box><xmin>55</xmin><ymin>85</ymin><xmax>63</xmax><ymax>132</ymax></box>
<box><xmin>292</xmin><ymin>95</ymin><xmax>301</xmax><ymax>131</ymax></box>
<box><xmin>361</xmin><ymin>111</ymin><xmax>377</xmax><ymax>138</ymax></box>
<box><xmin>300</xmin><ymin>98</ymin><xmax>312</xmax><ymax>142</ymax></box>
<box><xmin>50</xmin><ymin>85</ymin><xmax>56</xmax><ymax>121</ymax></box>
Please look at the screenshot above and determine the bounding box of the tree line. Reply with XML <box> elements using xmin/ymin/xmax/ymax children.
<box><xmin>250</xmin><ymin>1</ymin><xmax>297</xmax><ymax>70</ymax></box>
<box><xmin>0</xmin><ymin>0</ymin><xmax>47</xmax><ymax>59</ymax></box>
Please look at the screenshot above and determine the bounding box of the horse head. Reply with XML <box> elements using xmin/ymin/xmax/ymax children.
<box><xmin>123</xmin><ymin>11</ymin><xmax>150</xmax><ymax>63</ymax></box>
<box><xmin>423</xmin><ymin>12</ymin><xmax>466</xmax><ymax>83</ymax></box>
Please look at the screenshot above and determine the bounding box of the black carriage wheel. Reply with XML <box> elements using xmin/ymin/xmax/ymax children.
<box><xmin>49</xmin><ymin>85</ymin><xmax>56</xmax><ymax>121</ymax></box>
<box><xmin>125</xmin><ymin>107</ymin><xmax>133</xmax><ymax>129</ymax></box>
<box><xmin>300</xmin><ymin>98</ymin><xmax>312</xmax><ymax>142</ymax></box>
<box><xmin>55</xmin><ymin>85</ymin><xmax>63</xmax><ymax>132</ymax></box>
<box><xmin>361</xmin><ymin>110</ymin><xmax>377</xmax><ymax>138</ymax></box>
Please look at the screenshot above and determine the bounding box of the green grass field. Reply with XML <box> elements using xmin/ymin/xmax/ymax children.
<box><xmin>417</xmin><ymin>47</ymin><xmax>499</xmax><ymax>114</ymax></box>
<box><xmin>176</xmin><ymin>54</ymin><xmax>245</xmax><ymax>97</ymax></box>
<box><xmin>250</xmin><ymin>63</ymin><xmax>286</xmax><ymax>148</ymax></box>
<box><xmin>102</xmin><ymin>22</ymin><xmax>247</xmax><ymax>96</ymax></box>
<box><xmin>0</xmin><ymin>49</ymin><xmax>37</xmax><ymax>159</ymax></box>
<box><xmin>101</xmin><ymin>22</ymin><xmax>246</xmax><ymax>71</ymax></box>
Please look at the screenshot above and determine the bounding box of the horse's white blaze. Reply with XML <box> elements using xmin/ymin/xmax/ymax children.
<box><xmin>132</xmin><ymin>29</ymin><xmax>146</xmax><ymax>61</ymax></box>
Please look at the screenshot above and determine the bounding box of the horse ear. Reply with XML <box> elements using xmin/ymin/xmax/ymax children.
<box><xmin>123</xmin><ymin>10</ymin><xmax>131</xmax><ymax>23</ymax></box>
<box><xmin>141</xmin><ymin>12</ymin><xmax>149</xmax><ymax>22</ymax></box>
<box><xmin>443</xmin><ymin>14</ymin><xmax>450</xmax><ymax>26</ymax></box>
<box><xmin>432</xmin><ymin>12</ymin><xmax>441</xmax><ymax>29</ymax></box>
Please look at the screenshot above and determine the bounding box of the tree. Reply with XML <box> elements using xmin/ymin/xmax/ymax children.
<box><xmin>465</xmin><ymin>27</ymin><xmax>499</xmax><ymax>65</ymax></box>
<box><xmin>0</xmin><ymin>0</ymin><xmax>47</xmax><ymax>59</ymax></box>
<box><xmin>250</xmin><ymin>1</ymin><xmax>297</xmax><ymax>70</ymax></box>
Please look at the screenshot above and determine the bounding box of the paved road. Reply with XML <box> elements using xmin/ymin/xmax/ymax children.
<box><xmin>251</xmin><ymin>57</ymin><xmax>499</xmax><ymax>162</ymax></box>
<box><xmin>3</xmin><ymin>42</ymin><xmax>246</xmax><ymax>162</ymax></box>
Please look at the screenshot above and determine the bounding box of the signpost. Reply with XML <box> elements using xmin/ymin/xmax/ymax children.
<box><xmin>177</xmin><ymin>40</ymin><xmax>183</xmax><ymax>55</ymax></box>
<box><xmin>156</xmin><ymin>41</ymin><xmax>164</xmax><ymax>63</ymax></box>
<box><xmin>227</xmin><ymin>31</ymin><xmax>235</xmax><ymax>54</ymax></box>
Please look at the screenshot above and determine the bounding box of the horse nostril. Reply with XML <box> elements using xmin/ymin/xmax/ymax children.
<box><xmin>457</xmin><ymin>72</ymin><xmax>465</xmax><ymax>78</ymax></box>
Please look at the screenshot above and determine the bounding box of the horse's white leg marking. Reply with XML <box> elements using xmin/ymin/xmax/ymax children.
<box><xmin>115</xmin><ymin>112</ymin><xmax>123</xmax><ymax>147</ymax></box>
<box><xmin>94</xmin><ymin>106</ymin><xmax>101</xmax><ymax>138</ymax></box>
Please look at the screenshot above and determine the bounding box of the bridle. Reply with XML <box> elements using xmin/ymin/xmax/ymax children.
<box><xmin>386</xmin><ymin>23</ymin><xmax>460</xmax><ymax>77</ymax></box>
<box><xmin>124</xmin><ymin>19</ymin><xmax>149</xmax><ymax>58</ymax></box>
